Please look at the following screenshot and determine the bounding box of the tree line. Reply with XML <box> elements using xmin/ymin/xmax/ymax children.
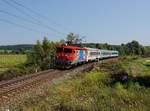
<box><xmin>0</xmin><ymin>44</ymin><xmax>33</xmax><ymax>54</ymax></box>
<box><xmin>63</xmin><ymin>33</ymin><xmax>150</xmax><ymax>56</ymax></box>
<box><xmin>0</xmin><ymin>34</ymin><xmax>149</xmax><ymax>57</ymax></box>
<box><xmin>25</xmin><ymin>34</ymin><xmax>150</xmax><ymax>72</ymax></box>
<box><xmin>0</xmin><ymin>33</ymin><xmax>149</xmax><ymax>57</ymax></box>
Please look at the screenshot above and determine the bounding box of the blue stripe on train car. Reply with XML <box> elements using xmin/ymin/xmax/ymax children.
<box><xmin>78</xmin><ymin>50</ymin><xmax>85</xmax><ymax>61</ymax></box>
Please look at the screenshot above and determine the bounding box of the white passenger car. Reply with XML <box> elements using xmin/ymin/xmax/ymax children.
<box><xmin>100</xmin><ymin>50</ymin><xmax>119</xmax><ymax>58</ymax></box>
<box><xmin>84</xmin><ymin>47</ymin><xmax>101</xmax><ymax>62</ymax></box>
<box><xmin>110</xmin><ymin>50</ymin><xmax>119</xmax><ymax>57</ymax></box>
<box><xmin>84</xmin><ymin>47</ymin><xmax>119</xmax><ymax>62</ymax></box>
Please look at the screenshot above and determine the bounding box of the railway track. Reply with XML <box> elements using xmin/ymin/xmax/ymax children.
<box><xmin>0</xmin><ymin>58</ymin><xmax>118</xmax><ymax>109</ymax></box>
<box><xmin>0</xmin><ymin>63</ymin><xmax>94</xmax><ymax>108</ymax></box>
<box><xmin>0</xmin><ymin>69</ymin><xmax>61</xmax><ymax>106</ymax></box>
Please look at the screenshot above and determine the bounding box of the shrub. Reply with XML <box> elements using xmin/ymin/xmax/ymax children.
<box><xmin>26</xmin><ymin>37</ymin><xmax>56</xmax><ymax>71</ymax></box>
<box><xmin>0</xmin><ymin>65</ymin><xmax>38</xmax><ymax>80</ymax></box>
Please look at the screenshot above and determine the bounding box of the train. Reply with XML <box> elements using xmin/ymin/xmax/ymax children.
<box><xmin>55</xmin><ymin>45</ymin><xmax>119</xmax><ymax>68</ymax></box>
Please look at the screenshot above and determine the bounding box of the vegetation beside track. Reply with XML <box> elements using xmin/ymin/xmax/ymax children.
<box><xmin>0</xmin><ymin>37</ymin><xmax>56</xmax><ymax>81</ymax></box>
<box><xmin>9</xmin><ymin>57</ymin><xmax>150</xmax><ymax>111</ymax></box>
<box><xmin>0</xmin><ymin>54</ymin><xmax>27</xmax><ymax>73</ymax></box>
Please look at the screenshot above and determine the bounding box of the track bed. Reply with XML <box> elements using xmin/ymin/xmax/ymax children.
<box><xmin>0</xmin><ymin>63</ymin><xmax>94</xmax><ymax>107</ymax></box>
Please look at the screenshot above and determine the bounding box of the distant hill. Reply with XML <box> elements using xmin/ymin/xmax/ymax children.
<box><xmin>0</xmin><ymin>44</ymin><xmax>34</xmax><ymax>51</ymax></box>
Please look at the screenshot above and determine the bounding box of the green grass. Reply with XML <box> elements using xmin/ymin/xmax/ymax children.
<box><xmin>0</xmin><ymin>54</ymin><xmax>27</xmax><ymax>73</ymax></box>
<box><xmin>121</xmin><ymin>57</ymin><xmax>150</xmax><ymax>76</ymax></box>
<box><xmin>101</xmin><ymin>57</ymin><xmax>150</xmax><ymax>77</ymax></box>
<box><xmin>10</xmin><ymin>57</ymin><xmax>150</xmax><ymax>111</ymax></box>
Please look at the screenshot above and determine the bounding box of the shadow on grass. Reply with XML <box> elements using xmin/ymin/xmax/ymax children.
<box><xmin>111</xmin><ymin>71</ymin><xmax>150</xmax><ymax>88</ymax></box>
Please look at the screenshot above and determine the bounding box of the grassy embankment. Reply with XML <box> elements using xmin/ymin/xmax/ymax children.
<box><xmin>0</xmin><ymin>54</ymin><xmax>27</xmax><ymax>80</ymax></box>
<box><xmin>0</xmin><ymin>54</ymin><xmax>27</xmax><ymax>73</ymax></box>
<box><xmin>8</xmin><ymin>57</ymin><xmax>150</xmax><ymax>111</ymax></box>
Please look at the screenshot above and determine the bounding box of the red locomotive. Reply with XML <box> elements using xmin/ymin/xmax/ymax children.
<box><xmin>56</xmin><ymin>45</ymin><xmax>86</xmax><ymax>68</ymax></box>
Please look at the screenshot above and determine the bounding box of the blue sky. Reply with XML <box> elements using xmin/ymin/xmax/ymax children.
<box><xmin>0</xmin><ymin>0</ymin><xmax>150</xmax><ymax>45</ymax></box>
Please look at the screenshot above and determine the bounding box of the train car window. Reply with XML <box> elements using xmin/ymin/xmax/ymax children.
<box><xmin>112</xmin><ymin>52</ymin><xmax>118</xmax><ymax>54</ymax></box>
<box><xmin>56</xmin><ymin>48</ymin><xmax>63</xmax><ymax>53</ymax></box>
<box><xmin>64</xmin><ymin>48</ymin><xmax>72</xmax><ymax>53</ymax></box>
<box><xmin>102</xmin><ymin>52</ymin><xmax>110</xmax><ymax>55</ymax></box>
<box><xmin>90</xmin><ymin>52</ymin><xmax>100</xmax><ymax>56</ymax></box>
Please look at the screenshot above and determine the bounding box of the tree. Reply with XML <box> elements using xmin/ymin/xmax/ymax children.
<box><xmin>126</xmin><ymin>40</ymin><xmax>144</xmax><ymax>55</ymax></box>
<box><xmin>99</xmin><ymin>43</ymin><xmax>109</xmax><ymax>49</ymax></box>
<box><xmin>4</xmin><ymin>50</ymin><xmax>8</xmax><ymax>54</ymax></box>
<box><xmin>66</xmin><ymin>33</ymin><xmax>76</xmax><ymax>44</ymax></box>
<box><xmin>27</xmin><ymin>37</ymin><xmax>56</xmax><ymax>71</ymax></box>
<box><xmin>66</xmin><ymin>32</ymin><xmax>84</xmax><ymax>45</ymax></box>
<box><xmin>144</xmin><ymin>46</ymin><xmax>150</xmax><ymax>57</ymax></box>
<box><xmin>59</xmin><ymin>39</ymin><xmax>65</xmax><ymax>44</ymax></box>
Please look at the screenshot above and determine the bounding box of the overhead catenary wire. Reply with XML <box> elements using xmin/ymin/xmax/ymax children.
<box><xmin>9</xmin><ymin>0</ymin><xmax>71</xmax><ymax>31</ymax></box>
<box><xmin>0</xmin><ymin>10</ymin><xmax>66</xmax><ymax>36</ymax></box>
<box><xmin>0</xmin><ymin>19</ymin><xmax>63</xmax><ymax>39</ymax></box>
<box><xmin>0</xmin><ymin>10</ymin><xmax>40</xmax><ymax>25</ymax></box>
<box><xmin>1</xmin><ymin>0</ymin><xmax>87</xmax><ymax>41</ymax></box>
<box><xmin>1</xmin><ymin>0</ymin><xmax>37</xmax><ymax>23</ymax></box>
<box><xmin>0</xmin><ymin>18</ymin><xmax>50</xmax><ymax>35</ymax></box>
<box><xmin>0</xmin><ymin>18</ymin><xmax>62</xmax><ymax>39</ymax></box>
<box><xmin>1</xmin><ymin>0</ymin><xmax>67</xmax><ymax>36</ymax></box>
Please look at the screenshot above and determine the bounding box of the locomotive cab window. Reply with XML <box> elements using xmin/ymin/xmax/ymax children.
<box><xmin>56</xmin><ymin>48</ymin><xmax>63</xmax><ymax>53</ymax></box>
<box><xmin>64</xmin><ymin>48</ymin><xmax>72</xmax><ymax>53</ymax></box>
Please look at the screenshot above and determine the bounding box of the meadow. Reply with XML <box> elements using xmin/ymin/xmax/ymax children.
<box><xmin>0</xmin><ymin>54</ymin><xmax>27</xmax><ymax>73</ymax></box>
<box><xmin>10</xmin><ymin>57</ymin><xmax>150</xmax><ymax>111</ymax></box>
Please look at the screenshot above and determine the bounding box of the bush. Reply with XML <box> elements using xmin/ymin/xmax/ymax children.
<box><xmin>0</xmin><ymin>68</ymin><xmax>23</xmax><ymax>80</ymax></box>
<box><xmin>0</xmin><ymin>65</ymin><xmax>38</xmax><ymax>80</ymax></box>
<box><xmin>26</xmin><ymin>37</ymin><xmax>56</xmax><ymax>71</ymax></box>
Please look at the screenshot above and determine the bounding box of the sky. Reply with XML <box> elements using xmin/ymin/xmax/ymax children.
<box><xmin>0</xmin><ymin>0</ymin><xmax>150</xmax><ymax>45</ymax></box>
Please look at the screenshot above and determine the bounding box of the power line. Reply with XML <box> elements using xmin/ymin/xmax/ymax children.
<box><xmin>1</xmin><ymin>0</ymin><xmax>67</xmax><ymax>36</ymax></box>
<box><xmin>0</xmin><ymin>18</ymin><xmax>62</xmax><ymax>40</ymax></box>
<box><xmin>1</xmin><ymin>0</ymin><xmax>87</xmax><ymax>41</ymax></box>
<box><xmin>0</xmin><ymin>18</ymin><xmax>49</xmax><ymax>34</ymax></box>
<box><xmin>0</xmin><ymin>10</ymin><xmax>66</xmax><ymax>36</ymax></box>
<box><xmin>9</xmin><ymin>0</ymin><xmax>71</xmax><ymax>31</ymax></box>
<box><xmin>0</xmin><ymin>10</ymin><xmax>39</xmax><ymax>25</ymax></box>
<box><xmin>1</xmin><ymin>0</ymin><xmax>37</xmax><ymax>22</ymax></box>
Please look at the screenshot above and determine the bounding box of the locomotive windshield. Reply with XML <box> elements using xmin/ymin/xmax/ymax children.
<box><xmin>64</xmin><ymin>48</ymin><xmax>72</xmax><ymax>53</ymax></box>
<box><xmin>56</xmin><ymin>48</ymin><xmax>72</xmax><ymax>53</ymax></box>
<box><xmin>56</xmin><ymin>48</ymin><xmax>63</xmax><ymax>53</ymax></box>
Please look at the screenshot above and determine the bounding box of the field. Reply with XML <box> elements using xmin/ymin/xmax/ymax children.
<box><xmin>0</xmin><ymin>54</ymin><xmax>27</xmax><ymax>73</ymax></box>
<box><xmin>10</xmin><ymin>57</ymin><xmax>150</xmax><ymax>111</ymax></box>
